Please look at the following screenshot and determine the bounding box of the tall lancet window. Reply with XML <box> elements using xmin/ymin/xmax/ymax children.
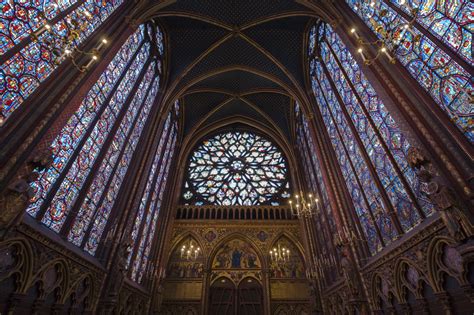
<box><xmin>309</xmin><ymin>22</ymin><xmax>434</xmax><ymax>255</ymax></box>
<box><xmin>27</xmin><ymin>23</ymin><xmax>165</xmax><ymax>255</ymax></box>
<box><xmin>295</xmin><ymin>104</ymin><xmax>337</xmax><ymax>279</ymax></box>
<box><xmin>1</xmin><ymin>0</ymin><xmax>125</xmax><ymax>126</ymax></box>
<box><xmin>346</xmin><ymin>0</ymin><xmax>473</xmax><ymax>142</ymax></box>
<box><xmin>182</xmin><ymin>131</ymin><xmax>291</xmax><ymax>206</ymax></box>
<box><xmin>127</xmin><ymin>101</ymin><xmax>179</xmax><ymax>284</ymax></box>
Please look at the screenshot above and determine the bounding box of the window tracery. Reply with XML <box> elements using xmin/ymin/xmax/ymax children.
<box><xmin>26</xmin><ymin>23</ymin><xmax>169</xmax><ymax>257</ymax></box>
<box><xmin>346</xmin><ymin>0</ymin><xmax>473</xmax><ymax>142</ymax></box>
<box><xmin>309</xmin><ymin>22</ymin><xmax>435</xmax><ymax>254</ymax></box>
<box><xmin>1</xmin><ymin>0</ymin><xmax>125</xmax><ymax>125</ymax></box>
<box><xmin>182</xmin><ymin>131</ymin><xmax>290</xmax><ymax>206</ymax></box>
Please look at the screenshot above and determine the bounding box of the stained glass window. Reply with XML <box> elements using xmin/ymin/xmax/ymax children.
<box><xmin>309</xmin><ymin>22</ymin><xmax>435</xmax><ymax>255</ymax></box>
<box><xmin>182</xmin><ymin>131</ymin><xmax>290</xmax><ymax>206</ymax></box>
<box><xmin>295</xmin><ymin>103</ymin><xmax>338</xmax><ymax>280</ymax></box>
<box><xmin>26</xmin><ymin>23</ymin><xmax>166</xmax><ymax>256</ymax></box>
<box><xmin>127</xmin><ymin>104</ymin><xmax>179</xmax><ymax>284</ymax></box>
<box><xmin>346</xmin><ymin>0</ymin><xmax>473</xmax><ymax>143</ymax></box>
<box><xmin>1</xmin><ymin>0</ymin><xmax>124</xmax><ymax>126</ymax></box>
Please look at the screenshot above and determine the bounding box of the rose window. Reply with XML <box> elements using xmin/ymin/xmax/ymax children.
<box><xmin>182</xmin><ymin>131</ymin><xmax>290</xmax><ymax>206</ymax></box>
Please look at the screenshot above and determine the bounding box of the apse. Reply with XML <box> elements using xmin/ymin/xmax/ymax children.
<box><xmin>0</xmin><ymin>1</ymin><xmax>472</xmax><ymax>314</ymax></box>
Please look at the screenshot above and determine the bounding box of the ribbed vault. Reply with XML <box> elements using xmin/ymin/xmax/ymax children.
<box><xmin>130</xmin><ymin>0</ymin><xmax>340</xmax><ymax>142</ymax></box>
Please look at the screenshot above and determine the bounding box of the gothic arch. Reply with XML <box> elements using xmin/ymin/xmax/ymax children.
<box><xmin>394</xmin><ymin>258</ymin><xmax>427</xmax><ymax>301</ymax></box>
<box><xmin>61</xmin><ymin>274</ymin><xmax>94</xmax><ymax>306</ymax></box>
<box><xmin>168</xmin><ymin>231</ymin><xmax>205</xmax><ymax>260</ymax></box>
<box><xmin>0</xmin><ymin>238</ymin><xmax>34</xmax><ymax>294</ymax></box>
<box><xmin>270</xmin><ymin>232</ymin><xmax>305</xmax><ymax>257</ymax></box>
<box><xmin>427</xmin><ymin>236</ymin><xmax>470</xmax><ymax>293</ymax></box>
<box><xmin>171</xmin><ymin>116</ymin><xmax>303</xmax><ymax>210</ymax></box>
<box><xmin>207</xmin><ymin>233</ymin><xmax>266</xmax><ymax>271</ymax></box>
<box><xmin>27</xmin><ymin>258</ymin><xmax>69</xmax><ymax>302</ymax></box>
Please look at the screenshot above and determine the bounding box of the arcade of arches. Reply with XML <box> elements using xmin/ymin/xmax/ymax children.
<box><xmin>0</xmin><ymin>1</ymin><xmax>473</xmax><ymax>314</ymax></box>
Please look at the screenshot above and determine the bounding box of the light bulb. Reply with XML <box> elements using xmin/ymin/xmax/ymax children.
<box><xmin>358</xmin><ymin>48</ymin><xmax>363</xmax><ymax>53</ymax></box>
<box><xmin>350</xmin><ymin>28</ymin><xmax>356</xmax><ymax>33</ymax></box>
<box><xmin>102</xmin><ymin>38</ymin><xmax>108</xmax><ymax>44</ymax></box>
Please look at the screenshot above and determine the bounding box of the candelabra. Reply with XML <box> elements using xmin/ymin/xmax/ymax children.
<box><xmin>288</xmin><ymin>192</ymin><xmax>319</xmax><ymax>218</ymax></box>
<box><xmin>350</xmin><ymin>0</ymin><xmax>420</xmax><ymax>65</ymax></box>
<box><xmin>269</xmin><ymin>243</ymin><xmax>290</xmax><ymax>265</ymax></box>
<box><xmin>30</xmin><ymin>3</ymin><xmax>108</xmax><ymax>72</ymax></box>
<box><xmin>180</xmin><ymin>240</ymin><xmax>201</xmax><ymax>261</ymax></box>
<box><xmin>334</xmin><ymin>225</ymin><xmax>365</xmax><ymax>248</ymax></box>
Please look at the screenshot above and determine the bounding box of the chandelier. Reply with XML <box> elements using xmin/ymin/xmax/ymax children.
<box><xmin>269</xmin><ymin>243</ymin><xmax>290</xmax><ymax>265</ymax></box>
<box><xmin>31</xmin><ymin>3</ymin><xmax>108</xmax><ymax>72</ymax></box>
<box><xmin>350</xmin><ymin>0</ymin><xmax>420</xmax><ymax>65</ymax></box>
<box><xmin>180</xmin><ymin>240</ymin><xmax>201</xmax><ymax>261</ymax></box>
<box><xmin>288</xmin><ymin>192</ymin><xmax>319</xmax><ymax>218</ymax></box>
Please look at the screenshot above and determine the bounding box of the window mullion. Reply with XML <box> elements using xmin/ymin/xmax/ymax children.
<box><xmin>319</xmin><ymin>49</ymin><xmax>405</xmax><ymax>236</ymax></box>
<box><xmin>382</xmin><ymin>0</ymin><xmax>473</xmax><ymax>70</ymax></box>
<box><xmin>56</xmin><ymin>54</ymin><xmax>151</xmax><ymax>237</ymax></box>
<box><xmin>72</xmin><ymin>61</ymin><xmax>155</xmax><ymax>245</ymax></box>
<box><xmin>325</xmin><ymin>39</ymin><xmax>426</xmax><ymax>221</ymax></box>
<box><xmin>0</xmin><ymin>0</ymin><xmax>85</xmax><ymax>64</ymax></box>
<box><xmin>300</xmin><ymin>132</ymin><xmax>337</xmax><ymax>253</ymax></box>
<box><xmin>141</xmin><ymin>130</ymin><xmax>177</xmax><ymax>277</ymax></box>
<box><xmin>35</xmin><ymin>40</ymin><xmax>146</xmax><ymax>223</ymax></box>
<box><xmin>136</xmin><ymin>131</ymin><xmax>177</xmax><ymax>283</ymax></box>
<box><xmin>127</xmin><ymin>119</ymin><xmax>173</xmax><ymax>277</ymax></box>
<box><xmin>313</xmin><ymin>69</ymin><xmax>386</xmax><ymax>248</ymax></box>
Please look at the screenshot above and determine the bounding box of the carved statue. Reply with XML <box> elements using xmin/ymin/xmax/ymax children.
<box><xmin>407</xmin><ymin>147</ymin><xmax>473</xmax><ymax>242</ymax></box>
<box><xmin>340</xmin><ymin>251</ymin><xmax>359</xmax><ymax>298</ymax></box>
<box><xmin>0</xmin><ymin>150</ymin><xmax>52</xmax><ymax>229</ymax></box>
<box><xmin>107</xmin><ymin>240</ymin><xmax>132</xmax><ymax>298</ymax></box>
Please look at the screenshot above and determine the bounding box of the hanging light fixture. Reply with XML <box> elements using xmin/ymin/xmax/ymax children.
<box><xmin>288</xmin><ymin>192</ymin><xmax>319</xmax><ymax>218</ymax></box>
<box><xmin>269</xmin><ymin>243</ymin><xmax>290</xmax><ymax>265</ymax></box>
<box><xmin>349</xmin><ymin>0</ymin><xmax>420</xmax><ymax>65</ymax></box>
<box><xmin>30</xmin><ymin>3</ymin><xmax>108</xmax><ymax>72</ymax></box>
<box><xmin>180</xmin><ymin>240</ymin><xmax>201</xmax><ymax>261</ymax></box>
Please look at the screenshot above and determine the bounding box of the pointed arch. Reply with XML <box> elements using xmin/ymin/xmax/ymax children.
<box><xmin>207</xmin><ymin>232</ymin><xmax>266</xmax><ymax>270</ymax></box>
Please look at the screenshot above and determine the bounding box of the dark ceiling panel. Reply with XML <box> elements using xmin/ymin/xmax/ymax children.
<box><xmin>202</xmin><ymin>99</ymin><xmax>271</xmax><ymax>128</ymax></box>
<box><xmin>175</xmin><ymin>36</ymin><xmax>293</xmax><ymax>93</ymax></box>
<box><xmin>243</xmin><ymin>16</ymin><xmax>310</xmax><ymax>86</ymax></box>
<box><xmin>243</xmin><ymin>93</ymin><xmax>292</xmax><ymax>137</ymax></box>
<box><xmin>161</xmin><ymin>17</ymin><xmax>229</xmax><ymax>83</ymax></box>
<box><xmin>164</xmin><ymin>0</ymin><xmax>308</xmax><ymax>26</ymax></box>
<box><xmin>183</xmin><ymin>92</ymin><xmax>232</xmax><ymax>134</ymax></box>
<box><xmin>191</xmin><ymin>70</ymin><xmax>281</xmax><ymax>93</ymax></box>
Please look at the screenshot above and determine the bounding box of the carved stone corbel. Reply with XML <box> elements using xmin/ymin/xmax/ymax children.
<box><xmin>407</xmin><ymin>147</ymin><xmax>473</xmax><ymax>242</ymax></box>
<box><xmin>0</xmin><ymin>149</ymin><xmax>52</xmax><ymax>230</ymax></box>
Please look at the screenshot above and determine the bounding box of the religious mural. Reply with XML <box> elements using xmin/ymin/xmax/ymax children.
<box><xmin>212</xmin><ymin>239</ymin><xmax>261</xmax><ymax>269</ymax></box>
<box><xmin>269</xmin><ymin>238</ymin><xmax>305</xmax><ymax>279</ymax></box>
<box><xmin>167</xmin><ymin>237</ymin><xmax>205</xmax><ymax>279</ymax></box>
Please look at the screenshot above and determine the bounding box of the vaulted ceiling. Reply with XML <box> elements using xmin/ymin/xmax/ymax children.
<box><xmin>132</xmin><ymin>0</ymin><xmax>338</xmax><ymax>142</ymax></box>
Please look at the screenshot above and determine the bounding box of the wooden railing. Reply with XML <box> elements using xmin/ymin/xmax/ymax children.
<box><xmin>175</xmin><ymin>205</ymin><xmax>296</xmax><ymax>220</ymax></box>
